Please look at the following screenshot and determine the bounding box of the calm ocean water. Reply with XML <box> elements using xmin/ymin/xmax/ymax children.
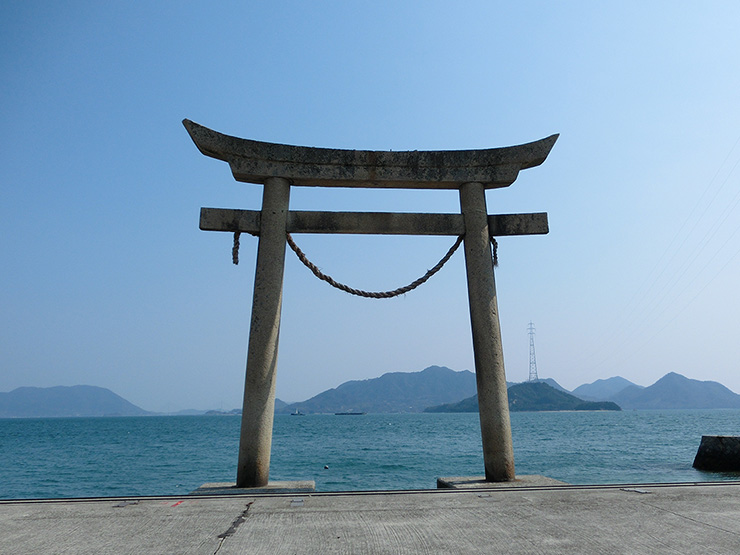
<box><xmin>2</xmin><ymin>410</ymin><xmax>739</xmax><ymax>500</ymax></box>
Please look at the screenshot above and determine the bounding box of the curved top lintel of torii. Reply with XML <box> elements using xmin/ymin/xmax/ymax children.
<box><xmin>183</xmin><ymin>119</ymin><xmax>558</xmax><ymax>190</ymax></box>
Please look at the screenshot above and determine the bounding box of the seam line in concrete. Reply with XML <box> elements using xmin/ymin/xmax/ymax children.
<box><xmin>636</xmin><ymin>498</ymin><xmax>740</xmax><ymax>538</ymax></box>
<box><xmin>214</xmin><ymin>501</ymin><xmax>253</xmax><ymax>554</ymax></box>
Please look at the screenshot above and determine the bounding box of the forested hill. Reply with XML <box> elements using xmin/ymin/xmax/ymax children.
<box><xmin>424</xmin><ymin>382</ymin><xmax>621</xmax><ymax>413</ymax></box>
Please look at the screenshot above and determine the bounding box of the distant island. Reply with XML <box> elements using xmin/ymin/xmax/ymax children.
<box><xmin>607</xmin><ymin>372</ymin><xmax>740</xmax><ymax>410</ymax></box>
<box><xmin>424</xmin><ymin>382</ymin><xmax>621</xmax><ymax>413</ymax></box>
<box><xmin>204</xmin><ymin>408</ymin><xmax>242</xmax><ymax>416</ymax></box>
<box><xmin>276</xmin><ymin>366</ymin><xmax>479</xmax><ymax>415</ymax></box>
<box><xmin>3</xmin><ymin>369</ymin><xmax>739</xmax><ymax>418</ymax></box>
<box><xmin>0</xmin><ymin>387</ymin><xmax>288</xmax><ymax>418</ymax></box>
<box><xmin>278</xmin><ymin>367</ymin><xmax>740</xmax><ymax>414</ymax></box>
<box><xmin>0</xmin><ymin>385</ymin><xmax>151</xmax><ymax>418</ymax></box>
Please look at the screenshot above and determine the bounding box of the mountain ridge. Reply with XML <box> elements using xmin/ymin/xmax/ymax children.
<box><xmin>4</xmin><ymin>370</ymin><xmax>738</xmax><ymax>417</ymax></box>
<box><xmin>0</xmin><ymin>385</ymin><xmax>150</xmax><ymax>418</ymax></box>
<box><xmin>278</xmin><ymin>365</ymin><xmax>477</xmax><ymax>414</ymax></box>
<box><xmin>608</xmin><ymin>372</ymin><xmax>740</xmax><ymax>409</ymax></box>
<box><xmin>571</xmin><ymin>376</ymin><xmax>642</xmax><ymax>401</ymax></box>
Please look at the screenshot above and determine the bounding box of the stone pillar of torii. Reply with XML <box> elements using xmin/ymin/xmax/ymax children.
<box><xmin>184</xmin><ymin>120</ymin><xmax>558</xmax><ymax>488</ymax></box>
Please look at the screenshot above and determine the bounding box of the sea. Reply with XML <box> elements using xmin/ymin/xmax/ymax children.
<box><xmin>2</xmin><ymin>410</ymin><xmax>740</xmax><ymax>500</ymax></box>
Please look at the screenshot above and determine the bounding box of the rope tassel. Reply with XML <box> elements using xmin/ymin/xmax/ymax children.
<box><xmin>232</xmin><ymin>232</ymin><xmax>241</xmax><ymax>265</ymax></box>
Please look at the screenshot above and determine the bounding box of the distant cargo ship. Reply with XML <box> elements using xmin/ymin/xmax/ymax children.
<box><xmin>334</xmin><ymin>411</ymin><xmax>366</xmax><ymax>415</ymax></box>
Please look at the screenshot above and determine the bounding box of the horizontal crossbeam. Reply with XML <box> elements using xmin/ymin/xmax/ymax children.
<box><xmin>200</xmin><ymin>208</ymin><xmax>548</xmax><ymax>237</ymax></box>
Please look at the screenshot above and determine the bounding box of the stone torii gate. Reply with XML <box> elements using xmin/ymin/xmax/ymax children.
<box><xmin>184</xmin><ymin>120</ymin><xmax>558</xmax><ymax>488</ymax></box>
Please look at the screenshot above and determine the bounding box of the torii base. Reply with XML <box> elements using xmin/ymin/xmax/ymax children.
<box><xmin>437</xmin><ymin>475</ymin><xmax>568</xmax><ymax>489</ymax></box>
<box><xmin>190</xmin><ymin>480</ymin><xmax>315</xmax><ymax>495</ymax></box>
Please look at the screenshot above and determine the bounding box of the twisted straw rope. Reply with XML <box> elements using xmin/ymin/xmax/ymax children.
<box><xmin>286</xmin><ymin>233</ymin><xmax>465</xmax><ymax>299</ymax></box>
<box><xmin>232</xmin><ymin>231</ymin><xmax>499</xmax><ymax>296</ymax></box>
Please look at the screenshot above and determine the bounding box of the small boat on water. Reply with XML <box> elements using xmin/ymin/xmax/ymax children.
<box><xmin>290</xmin><ymin>409</ymin><xmax>305</xmax><ymax>416</ymax></box>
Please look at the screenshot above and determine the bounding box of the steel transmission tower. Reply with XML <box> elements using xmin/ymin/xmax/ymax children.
<box><xmin>528</xmin><ymin>322</ymin><xmax>539</xmax><ymax>382</ymax></box>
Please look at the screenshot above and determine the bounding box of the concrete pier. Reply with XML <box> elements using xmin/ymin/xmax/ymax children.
<box><xmin>3</xmin><ymin>483</ymin><xmax>740</xmax><ymax>553</ymax></box>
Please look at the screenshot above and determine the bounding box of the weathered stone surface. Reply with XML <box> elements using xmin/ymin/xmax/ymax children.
<box><xmin>460</xmin><ymin>182</ymin><xmax>515</xmax><ymax>482</ymax></box>
<box><xmin>199</xmin><ymin>207</ymin><xmax>549</xmax><ymax>236</ymax></box>
<box><xmin>184</xmin><ymin>119</ymin><xmax>558</xmax><ymax>189</ymax></box>
<box><xmin>693</xmin><ymin>435</ymin><xmax>740</xmax><ymax>471</ymax></box>
<box><xmin>237</xmin><ymin>178</ymin><xmax>291</xmax><ymax>487</ymax></box>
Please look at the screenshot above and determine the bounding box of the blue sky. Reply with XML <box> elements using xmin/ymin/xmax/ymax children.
<box><xmin>2</xmin><ymin>1</ymin><xmax>740</xmax><ymax>411</ymax></box>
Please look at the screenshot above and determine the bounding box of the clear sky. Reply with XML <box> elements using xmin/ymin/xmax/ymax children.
<box><xmin>2</xmin><ymin>1</ymin><xmax>740</xmax><ymax>412</ymax></box>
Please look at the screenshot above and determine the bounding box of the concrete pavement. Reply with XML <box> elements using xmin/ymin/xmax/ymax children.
<box><xmin>2</xmin><ymin>482</ymin><xmax>740</xmax><ymax>554</ymax></box>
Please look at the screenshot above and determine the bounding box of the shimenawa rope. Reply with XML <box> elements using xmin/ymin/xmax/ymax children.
<box><xmin>231</xmin><ymin>231</ymin><xmax>499</xmax><ymax>297</ymax></box>
<box><xmin>286</xmin><ymin>233</ymin><xmax>464</xmax><ymax>299</ymax></box>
